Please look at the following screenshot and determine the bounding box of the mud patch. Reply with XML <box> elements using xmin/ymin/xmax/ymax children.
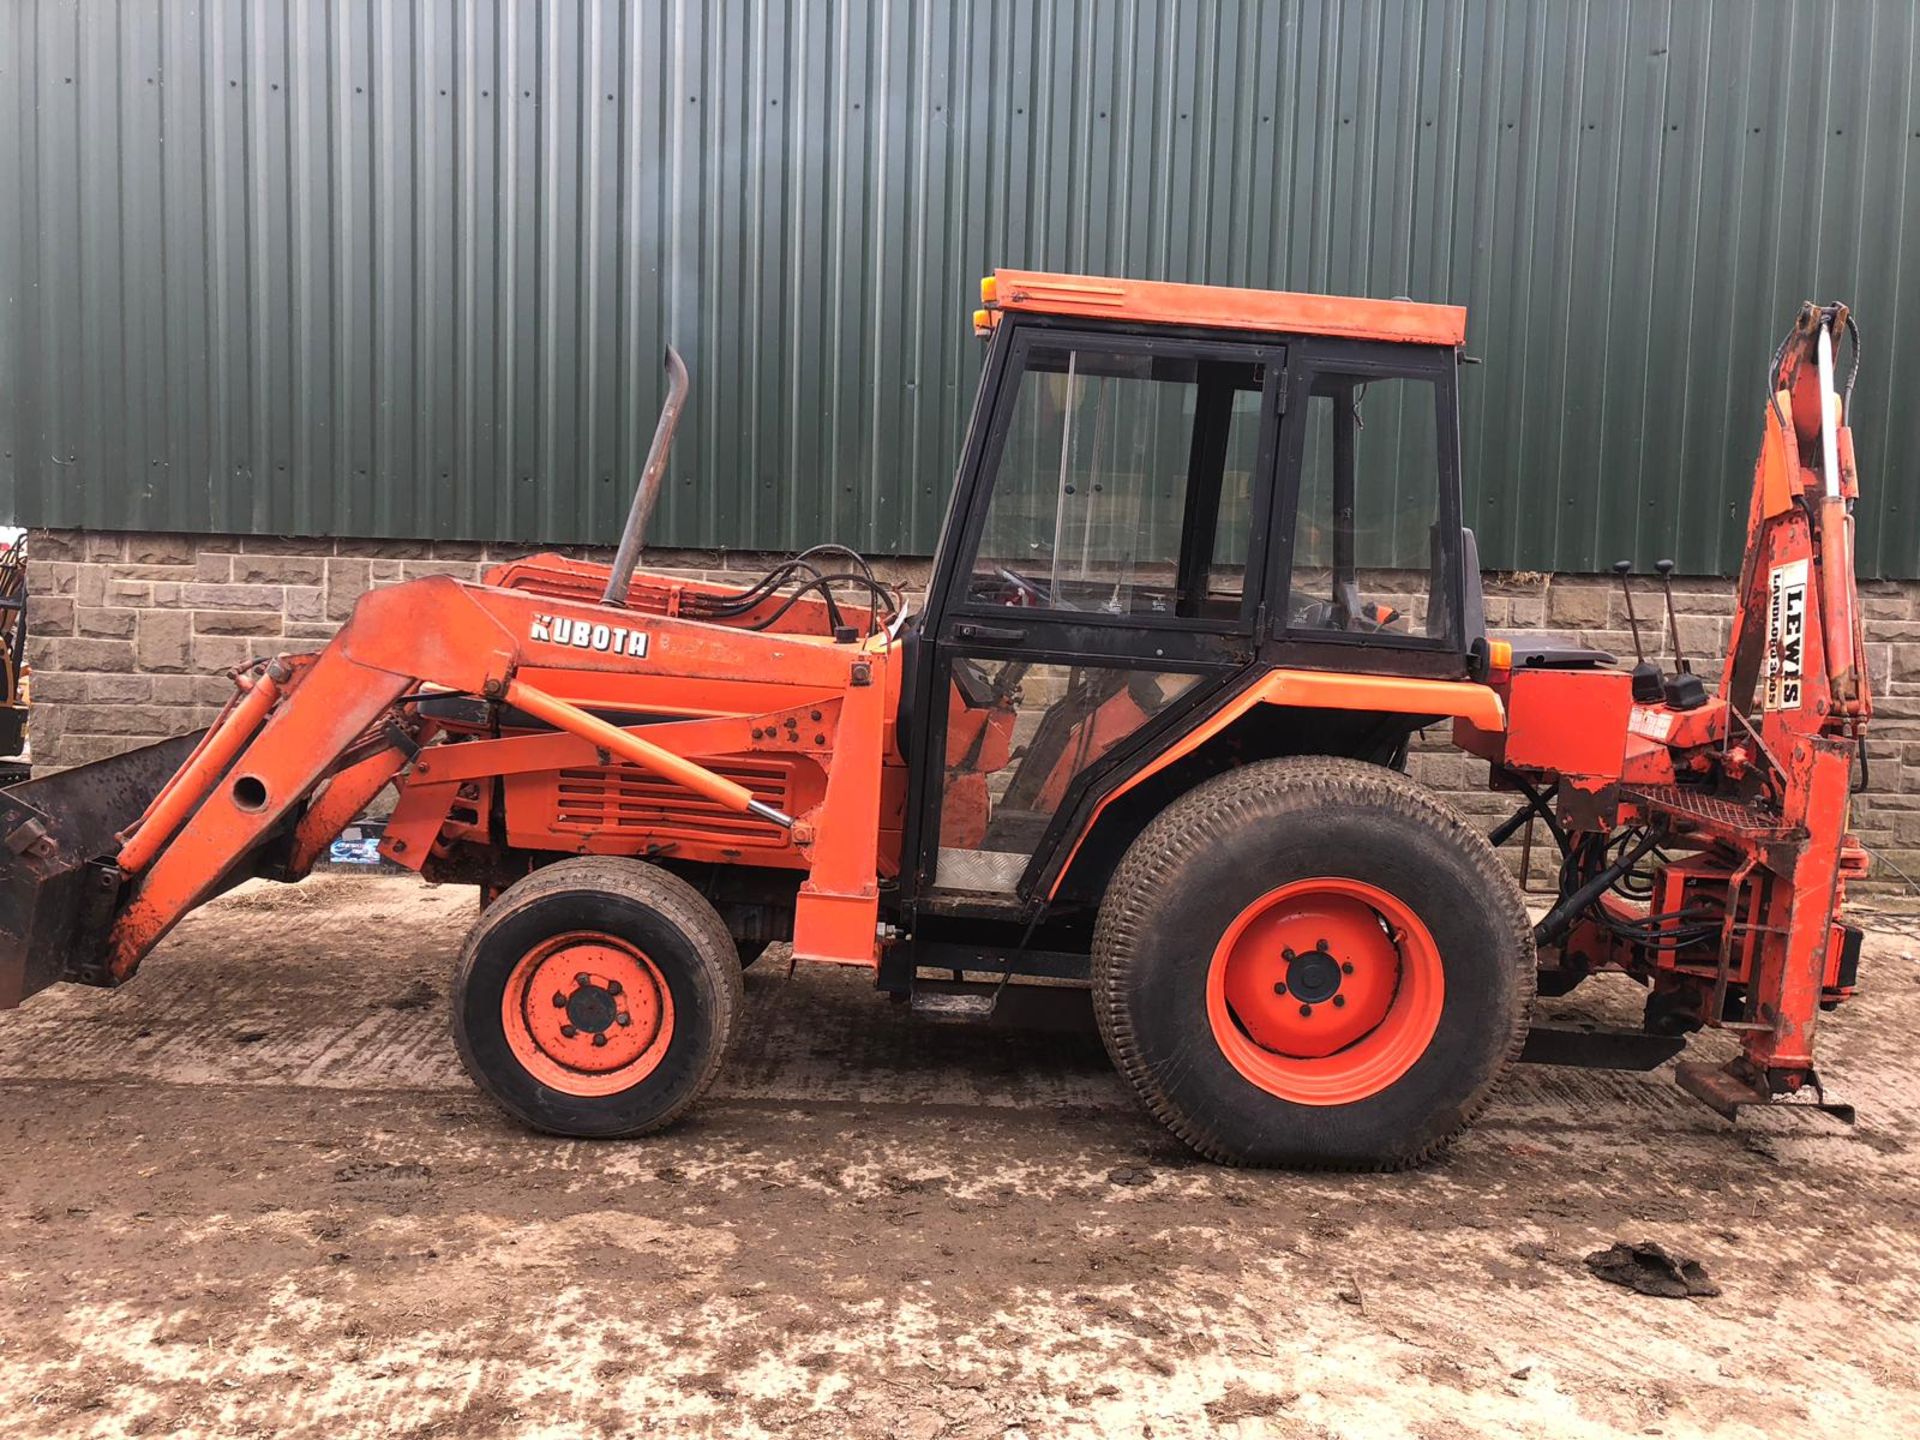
<box><xmin>0</xmin><ymin>876</ymin><xmax>1917</xmax><ymax>1438</ymax></box>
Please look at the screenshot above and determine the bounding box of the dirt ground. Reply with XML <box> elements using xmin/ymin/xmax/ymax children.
<box><xmin>0</xmin><ymin>875</ymin><xmax>1916</xmax><ymax>1439</ymax></box>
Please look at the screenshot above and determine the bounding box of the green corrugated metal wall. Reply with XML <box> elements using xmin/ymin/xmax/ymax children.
<box><xmin>2</xmin><ymin>0</ymin><xmax>1916</xmax><ymax>575</ymax></box>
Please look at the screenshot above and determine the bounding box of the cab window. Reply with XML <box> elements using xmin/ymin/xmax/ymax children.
<box><xmin>1286</xmin><ymin>371</ymin><xmax>1450</xmax><ymax>642</ymax></box>
<box><xmin>963</xmin><ymin>344</ymin><xmax>1268</xmax><ymax>622</ymax></box>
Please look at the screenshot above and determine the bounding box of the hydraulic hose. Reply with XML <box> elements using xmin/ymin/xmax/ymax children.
<box><xmin>1533</xmin><ymin>826</ymin><xmax>1665</xmax><ymax>950</ymax></box>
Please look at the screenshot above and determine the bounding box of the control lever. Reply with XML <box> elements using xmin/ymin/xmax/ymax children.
<box><xmin>1654</xmin><ymin>559</ymin><xmax>1688</xmax><ymax>673</ymax></box>
<box><xmin>1612</xmin><ymin>560</ymin><xmax>1646</xmax><ymax>664</ymax></box>
<box><xmin>1613</xmin><ymin>561</ymin><xmax>1664</xmax><ymax>704</ymax></box>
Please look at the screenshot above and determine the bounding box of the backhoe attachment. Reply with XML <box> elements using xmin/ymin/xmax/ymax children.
<box><xmin>1464</xmin><ymin>302</ymin><xmax>1872</xmax><ymax>1126</ymax></box>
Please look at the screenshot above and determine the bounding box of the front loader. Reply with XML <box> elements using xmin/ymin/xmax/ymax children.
<box><xmin>0</xmin><ymin>272</ymin><xmax>1874</xmax><ymax>1167</ymax></box>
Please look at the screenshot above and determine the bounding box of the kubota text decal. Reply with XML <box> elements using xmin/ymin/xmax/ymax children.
<box><xmin>1764</xmin><ymin>558</ymin><xmax>1807</xmax><ymax>710</ymax></box>
<box><xmin>529</xmin><ymin>613</ymin><xmax>650</xmax><ymax>658</ymax></box>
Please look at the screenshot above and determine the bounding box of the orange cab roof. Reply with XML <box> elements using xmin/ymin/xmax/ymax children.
<box><xmin>981</xmin><ymin>269</ymin><xmax>1465</xmax><ymax>347</ymax></box>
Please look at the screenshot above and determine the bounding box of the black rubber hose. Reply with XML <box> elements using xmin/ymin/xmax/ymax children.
<box><xmin>1533</xmin><ymin>825</ymin><xmax>1665</xmax><ymax>950</ymax></box>
<box><xmin>1487</xmin><ymin>768</ymin><xmax>1570</xmax><ymax>856</ymax></box>
<box><xmin>745</xmin><ymin>573</ymin><xmax>897</xmax><ymax>633</ymax></box>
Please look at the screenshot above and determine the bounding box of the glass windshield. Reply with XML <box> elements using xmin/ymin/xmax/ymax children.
<box><xmin>965</xmin><ymin>345</ymin><xmax>1265</xmax><ymax>621</ymax></box>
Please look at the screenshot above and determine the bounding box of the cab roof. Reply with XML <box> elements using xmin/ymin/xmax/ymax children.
<box><xmin>979</xmin><ymin>268</ymin><xmax>1466</xmax><ymax>347</ymax></box>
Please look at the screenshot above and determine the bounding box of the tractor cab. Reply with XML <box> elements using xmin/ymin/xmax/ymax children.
<box><xmin>896</xmin><ymin>272</ymin><xmax>1482</xmax><ymax>943</ymax></box>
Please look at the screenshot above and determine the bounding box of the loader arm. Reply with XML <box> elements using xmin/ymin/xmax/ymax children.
<box><xmin>0</xmin><ymin>573</ymin><xmax>891</xmax><ymax>1006</ymax></box>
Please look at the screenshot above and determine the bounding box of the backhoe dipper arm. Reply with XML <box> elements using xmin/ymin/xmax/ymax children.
<box><xmin>98</xmin><ymin>575</ymin><xmax>831</xmax><ymax>986</ymax></box>
<box><xmin>1469</xmin><ymin>303</ymin><xmax>1870</xmax><ymax>1122</ymax></box>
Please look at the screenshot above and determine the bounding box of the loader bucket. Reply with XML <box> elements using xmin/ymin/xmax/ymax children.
<box><xmin>0</xmin><ymin>733</ymin><xmax>203</xmax><ymax>1009</ymax></box>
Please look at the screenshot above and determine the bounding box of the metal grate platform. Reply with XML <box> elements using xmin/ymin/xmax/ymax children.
<box><xmin>1621</xmin><ymin>785</ymin><xmax>1793</xmax><ymax>840</ymax></box>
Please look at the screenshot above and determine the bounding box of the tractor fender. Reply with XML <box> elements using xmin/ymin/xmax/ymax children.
<box><xmin>1042</xmin><ymin>669</ymin><xmax>1505</xmax><ymax>904</ymax></box>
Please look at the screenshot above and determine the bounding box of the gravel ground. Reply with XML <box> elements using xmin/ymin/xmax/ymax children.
<box><xmin>0</xmin><ymin>873</ymin><xmax>1916</xmax><ymax>1439</ymax></box>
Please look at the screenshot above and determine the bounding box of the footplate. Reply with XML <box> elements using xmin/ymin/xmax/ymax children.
<box><xmin>1619</xmin><ymin>784</ymin><xmax>1795</xmax><ymax>842</ymax></box>
<box><xmin>1675</xmin><ymin>1058</ymin><xmax>1855</xmax><ymax>1124</ymax></box>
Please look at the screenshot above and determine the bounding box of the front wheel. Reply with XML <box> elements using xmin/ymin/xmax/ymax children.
<box><xmin>1093</xmin><ymin>757</ymin><xmax>1533</xmax><ymax>1169</ymax></box>
<box><xmin>451</xmin><ymin>857</ymin><xmax>741</xmax><ymax>1138</ymax></box>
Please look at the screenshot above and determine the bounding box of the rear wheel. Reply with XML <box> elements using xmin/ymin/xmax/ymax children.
<box><xmin>1093</xmin><ymin>756</ymin><xmax>1533</xmax><ymax>1169</ymax></box>
<box><xmin>452</xmin><ymin>857</ymin><xmax>741</xmax><ymax>1138</ymax></box>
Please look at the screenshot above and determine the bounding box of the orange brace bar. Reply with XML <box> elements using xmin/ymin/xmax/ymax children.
<box><xmin>116</xmin><ymin>670</ymin><xmax>284</xmax><ymax>875</ymax></box>
<box><xmin>287</xmin><ymin>743</ymin><xmax>412</xmax><ymax>876</ymax></box>
<box><xmin>503</xmin><ymin>679</ymin><xmax>795</xmax><ymax>829</ymax></box>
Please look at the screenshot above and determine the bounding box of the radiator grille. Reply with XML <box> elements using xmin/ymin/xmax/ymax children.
<box><xmin>552</xmin><ymin>761</ymin><xmax>792</xmax><ymax>848</ymax></box>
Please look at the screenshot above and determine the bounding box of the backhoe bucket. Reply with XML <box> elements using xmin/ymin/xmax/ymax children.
<box><xmin>0</xmin><ymin>733</ymin><xmax>202</xmax><ymax>1009</ymax></box>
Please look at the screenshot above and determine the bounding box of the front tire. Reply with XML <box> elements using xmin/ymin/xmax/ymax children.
<box><xmin>1093</xmin><ymin>757</ymin><xmax>1533</xmax><ymax>1169</ymax></box>
<box><xmin>452</xmin><ymin>857</ymin><xmax>741</xmax><ymax>1138</ymax></box>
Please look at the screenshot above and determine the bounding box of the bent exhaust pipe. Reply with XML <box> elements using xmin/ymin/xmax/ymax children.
<box><xmin>603</xmin><ymin>345</ymin><xmax>691</xmax><ymax>607</ymax></box>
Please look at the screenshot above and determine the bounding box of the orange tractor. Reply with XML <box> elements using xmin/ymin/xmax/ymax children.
<box><xmin>0</xmin><ymin>273</ymin><xmax>1871</xmax><ymax>1167</ymax></box>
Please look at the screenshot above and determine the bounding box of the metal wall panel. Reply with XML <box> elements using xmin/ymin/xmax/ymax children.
<box><xmin>2</xmin><ymin>1</ymin><xmax>1917</xmax><ymax>574</ymax></box>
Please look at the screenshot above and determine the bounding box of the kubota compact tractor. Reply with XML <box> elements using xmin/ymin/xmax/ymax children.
<box><xmin>0</xmin><ymin>273</ymin><xmax>1871</xmax><ymax>1168</ymax></box>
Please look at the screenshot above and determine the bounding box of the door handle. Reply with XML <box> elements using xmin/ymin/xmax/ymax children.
<box><xmin>953</xmin><ymin>622</ymin><xmax>1027</xmax><ymax>644</ymax></box>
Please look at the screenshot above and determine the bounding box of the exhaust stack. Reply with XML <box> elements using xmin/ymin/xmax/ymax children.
<box><xmin>603</xmin><ymin>346</ymin><xmax>691</xmax><ymax>607</ymax></box>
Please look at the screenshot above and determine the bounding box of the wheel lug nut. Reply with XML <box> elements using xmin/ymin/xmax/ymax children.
<box><xmin>1298</xmin><ymin>1003</ymin><xmax>1312</xmax><ymax>1018</ymax></box>
<box><xmin>1333</xmin><ymin>995</ymin><xmax>1347</xmax><ymax>1009</ymax></box>
<box><xmin>591</xmin><ymin>1033</ymin><xmax>609</xmax><ymax>1048</ymax></box>
<box><xmin>606</xmin><ymin>980</ymin><xmax>623</xmax><ymax>997</ymax></box>
<box><xmin>561</xmin><ymin>1024</ymin><xmax>578</xmax><ymax>1038</ymax></box>
<box><xmin>1282</xmin><ymin>947</ymin><xmax>1296</xmax><ymax>961</ymax></box>
<box><xmin>575</xmin><ymin>972</ymin><xmax>591</xmax><ymax>986</ymax></box>
<box><xmin>551</xmin><ymin>991</ymin><xmax>567</xmax><ymax>1008</ymax></box>
<box><xmin>1341</xmin><ymin>962</ymin><xmax>1354</xmax><ymax>975</ymax></box>
<box><xmin>616</xmin><ymin>1012</ymin><xmax>631</xmax><ymax>1026</ymax></box>
<box><xmin>1272</xmin><ymin>982</ymin><xmax>1287</xmax><ymax>996</ymax></box>
<box><xmin>1315</xmin><ymin>938</ymin><xmax>1330</xmax><ymax>952</ymax></box>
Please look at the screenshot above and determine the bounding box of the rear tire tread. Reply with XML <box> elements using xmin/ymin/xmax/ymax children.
<box><xmin>1092</xmin><ymin>755</ymin><xmax>1534</xmax><ymax>1171</ymax></box>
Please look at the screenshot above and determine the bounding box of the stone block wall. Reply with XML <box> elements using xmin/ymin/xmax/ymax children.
<box><xmin>27</xmin><ymin>530</ymin><xmax>700</xmax><ymax>768</ymax></box>
<box><xmin>24</xmin><ymin>528</ymin><xmax>1920</xmax><ymax>886</ymax></box>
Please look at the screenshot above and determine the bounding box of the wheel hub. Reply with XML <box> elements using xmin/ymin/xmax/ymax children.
<box><xmin>561</xmin><ymin>979</ymin><xmax>622</xmax><ymax>1037</ymax></box>
<box><xmin>503</xmin><ymin>935</ymin><xmax>672</xmax><ymax>1084</ymax></box>
<box><xmin>1281</xmin><ymin>946</ymin><xmax>1342</xmax><ymax>1004</ymax></box>
<box><xmin>1219</xmin><ymin>890</ymin><xmax>1407</xmax><ymax>1060</ymax></box>
<box><xmin>1205</xmin><ymin>877</ymin><xmax>1447</xmax><ymax>1105</ymax></box>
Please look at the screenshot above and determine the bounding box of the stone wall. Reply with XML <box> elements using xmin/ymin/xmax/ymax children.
<box><xmin>23</xmin><ymin>530</ymin><xmax>809</xmax><ymax>768</ymax></box>
<box><xmin>24</xmin><ymin>528</ymin><xmax>1920</xmax><ymax>884</ymax></box>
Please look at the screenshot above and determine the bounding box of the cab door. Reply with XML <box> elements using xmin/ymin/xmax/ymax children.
<box><xmin>1265</xmin><ymin>339</ymin><xmax>1471</xmax><ymax>675</ymax></box>
<box><xmin>905</xmin><ymin>325</ymin><xmax>1284</xmax><ymax>904</ymax></box>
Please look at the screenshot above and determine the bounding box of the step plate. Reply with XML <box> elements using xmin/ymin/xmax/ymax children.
<box><xmin>911</xmin><ymin>989</ymin><xmax>998</xmax><ymax>1023</ymax></box>
<box><xmin>1621</xmin><ymin>784</ymin><xmax>1793</xmax><ymax>841</ymax></box>
<box><xmin>933</xmin><ymin>848</ymin><xmax>1029</xmax><ymax>895</ymax></box>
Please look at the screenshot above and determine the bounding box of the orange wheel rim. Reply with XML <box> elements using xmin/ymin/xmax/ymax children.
<box><xmin>500</xmin><ymin>932</ymin><xmax>675</xmax><ymax>1096</ymax></box>
<box><xmin>1206</xmin><ymin>878</ymin><xmax>1443</xmax><ymax>1105</ymax></box>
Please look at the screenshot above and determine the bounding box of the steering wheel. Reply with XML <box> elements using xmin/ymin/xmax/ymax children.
<box><xmin>993</xmin><ymin>564</ymin><xmax>1051</xmax><ymax>608</ymax></box>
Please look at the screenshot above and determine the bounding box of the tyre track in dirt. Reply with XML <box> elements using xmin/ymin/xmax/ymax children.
<box><xmin>0</xmin><ymin>876</ymin><xmax>1915</xmax><ymax>1438</ymax></box>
